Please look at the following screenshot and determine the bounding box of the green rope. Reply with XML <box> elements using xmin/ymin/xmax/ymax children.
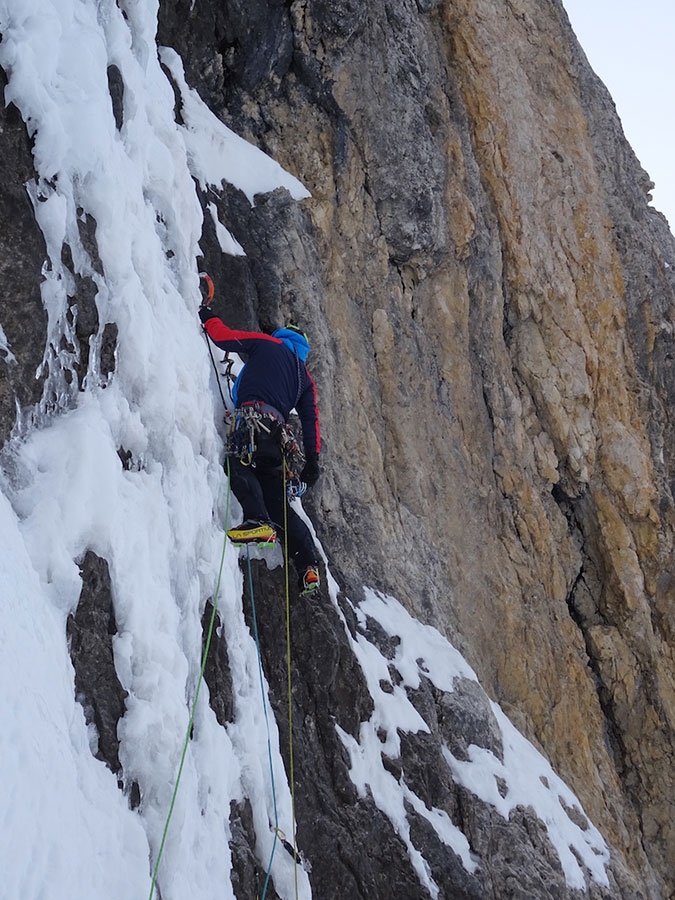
<box><xmin>246</xmin><ymin>544</ymin><xmax>280</xmax><ymax>899</ymax></box>
<box><xmin>282</xmin><ymin>461</ymin><xmax>300</xmax><ymax>899</ymax></box>
<box><xmin>147</xmin><ymin>469</ymin><xmax>232</xmax><ymax>900</ymax></box>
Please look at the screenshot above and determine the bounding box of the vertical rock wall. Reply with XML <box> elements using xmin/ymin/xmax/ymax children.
<box><xmin>157</xmin><ymin>0</ymin><xmax>675</xmax><ymax>894</ymax></box>
<box><xmin>0</xmin><ymin>71</ymin><xmax>48</xmax><ymax>445</ymax></box>
<box><xmin>2</xmin><ymin>0</ymin><xmax>674</xmax><ymax>894</ymax></box>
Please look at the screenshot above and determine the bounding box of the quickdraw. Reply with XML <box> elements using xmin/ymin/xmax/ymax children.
<box><xmin>221</xmin><ymin>353</ymin><xmax>237</xmax><ymax>405</ymax></box>
<box><xmin>279</xmin><ymin>420</ymin><xmax>305</xmax><ymax>479</ymax></box>
<box><xmin>226</xmin><ymin>404</ymin><xmax>274</xmax><ymax>467</ymax></box>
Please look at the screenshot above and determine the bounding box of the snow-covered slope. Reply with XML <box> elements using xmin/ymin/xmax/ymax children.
<box><xmin>0</xmin><ymin>2</ymin><xmax>611</xmax><ymax>898</ymax></box>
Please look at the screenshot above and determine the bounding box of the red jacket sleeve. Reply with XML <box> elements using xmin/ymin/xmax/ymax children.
<box><xmin>203</xmin><ymin>316</ymin><xmax>281</xmax><ymax>351</ymax></box>
<box><xmin>296</xmin><ymin>370</ymin><xmax>321</xmax><ymax>456</ymax></box>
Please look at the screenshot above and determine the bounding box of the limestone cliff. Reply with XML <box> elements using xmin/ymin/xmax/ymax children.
<box><xmin>156</xmin><ymin>0</ymin><xmax>675</xmax><ymax>894</ymax></box>
<box><xmin>2</xmin><ymin>0</ymin><xmax>675</xmax><ymax>897</ymax></box>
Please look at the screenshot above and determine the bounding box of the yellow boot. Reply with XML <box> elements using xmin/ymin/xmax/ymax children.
<box><xmin>227</xmin><ymin>520</ymin><xmax>277</xmax><ymax>546</ymax></box>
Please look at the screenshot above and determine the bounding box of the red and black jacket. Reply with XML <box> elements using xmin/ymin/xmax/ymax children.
<box><xmin>203</xmin><ymin>317</ymin><xmax>321</xmax><ymax>456</ymax></box>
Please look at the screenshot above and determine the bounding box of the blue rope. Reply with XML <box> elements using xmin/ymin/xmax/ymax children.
<box><xmin>246</xmin><ymin>545</ymin><xmax>280</xmax><ymax>898</ymax></box>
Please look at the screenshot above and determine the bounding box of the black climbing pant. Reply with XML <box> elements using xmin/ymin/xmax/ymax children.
<box><xmin>228</xmin><ymin>423</ymin><xmax>318</xmax><ymax>572</ymax></box>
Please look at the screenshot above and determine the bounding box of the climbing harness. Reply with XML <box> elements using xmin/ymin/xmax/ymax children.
<box><xmin>225</xmin><ymin>402</ymin><xmax>282</xmax><ymax>467</ymax></box>
<box><xmin>224</xmin><ymin>401</ymin><xmax>307</xmax><ymax>501</ymax></box>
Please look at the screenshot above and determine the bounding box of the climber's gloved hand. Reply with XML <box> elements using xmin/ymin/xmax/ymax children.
<box><xmin>301</xmin><ymin>453</ymin><xmax>321</xmax><ymax>488</ymax></box>
<box><xmin>199</xmin><ymin>304</ymin><xmax>215</xmax><ymax>324</ymax></box>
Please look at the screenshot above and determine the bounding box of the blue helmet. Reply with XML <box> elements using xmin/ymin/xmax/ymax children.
<box><xmin>272</xmin><ymin>325</ymin><xmax>310</xmax><ymax>362</ymax></box>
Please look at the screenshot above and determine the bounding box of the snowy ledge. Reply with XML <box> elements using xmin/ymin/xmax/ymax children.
<box><xmin>332</xmin><ymin>585</ymin><xmax>611</xmax><ymax>897</ymax></box>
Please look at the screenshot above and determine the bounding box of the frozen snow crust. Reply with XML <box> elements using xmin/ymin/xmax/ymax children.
<box><xmin>0</xmin><ymin>1</ymin><xmax>609</xmax><ymax>898</ymax></box>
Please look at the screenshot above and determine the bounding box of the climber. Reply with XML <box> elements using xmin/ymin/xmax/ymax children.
<box><xmin>198</xmin><ymin>281</ymin><xmax>322</xmax><ymax>595</ymax></box>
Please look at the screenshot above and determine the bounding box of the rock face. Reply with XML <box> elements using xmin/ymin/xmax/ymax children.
<box><xmin>3</xmin><ymin>0</ymin><xmax>675</xmax><ymax>897</ymax></box>
<box><xmin>0</xmin><ymin>70</ymin><xmax>48</xmax><ymax>445</ymax></box>
<box><xmin>235</xmin><ymin>565</ymin><xmax>635</xmax><ymax>900</ymax></box>
<box><xmin>154</xmin><ymin>1</ymin><xmax>675</xmax><ymax>894</ymax></box>
<box><xmin>67</xmin><ymin>551</ymin><xmax>129</xmax><ymax>782</ymax></box>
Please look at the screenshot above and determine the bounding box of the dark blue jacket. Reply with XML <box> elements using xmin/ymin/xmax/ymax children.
<box><xmin>203</xmin><ymin>317</ymin><xmax>321</xmax><ymax>456</ymax></box>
